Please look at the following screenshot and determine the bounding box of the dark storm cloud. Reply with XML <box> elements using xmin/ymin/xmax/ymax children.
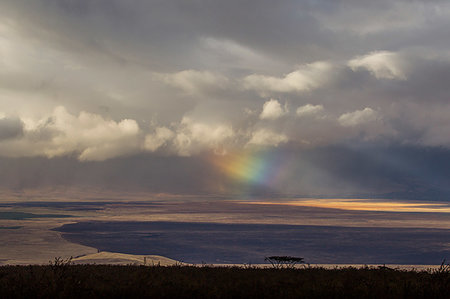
<box><xmin>4</xmin><ymin>0</ymin><xmax>448</xmax><ymax>68</ymax></box>
<box><xmin>1</xmin><ymin>0</ymin><xmax>450</xmax><ymax>197</ymax></box>
<box><xmin>0</xmin><ymin>146</ymin><xmax>449</xmax><ymax>201</ymax></box>
<box><xmin>2</xmin><ymin>0</ymin><xmax>324</xmax><ymax>67</ymax></box>
<box><xmin>0</xmin><ymin>155</ymin><xmax>220</xmax><ymax>194</ymax></box>
<box><xmin>0</xmin><ymin>117</ymin><xmax>23</xmax><ymax>140</ymax></box>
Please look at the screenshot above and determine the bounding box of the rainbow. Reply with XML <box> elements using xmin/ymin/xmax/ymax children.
<box><xmin>210</xmin><ymin>150</ymin><xmax>288</xmax><ymax>187</ymax></box>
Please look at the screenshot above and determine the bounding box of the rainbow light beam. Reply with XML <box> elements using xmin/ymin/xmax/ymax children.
<box><xmin>210</xmin><ymin>150</ymin><xmax>287</xmax><ymax>187</ymax></box>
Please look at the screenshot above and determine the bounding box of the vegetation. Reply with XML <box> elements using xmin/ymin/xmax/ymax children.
<box><xmin>264</xmin><ymin>256</ymin><xmax>305</xmax><ymax>269</ymax></box>
<box><xmin>0</xmin><ymin>263</ymin><xmax>449</xmax><ymax>298</ymax></box>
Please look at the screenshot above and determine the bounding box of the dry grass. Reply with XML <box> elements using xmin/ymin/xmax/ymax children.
<box><xmin>0</xmin><ymin>263</ymin><xmax>449</xmax><ymax>298</ymax></box>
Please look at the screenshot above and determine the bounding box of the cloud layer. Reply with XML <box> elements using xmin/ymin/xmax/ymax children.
<box><xmin>1</xmin><ymin>0</ymin><xmax>450</xmax><ymax>196</ymax></box>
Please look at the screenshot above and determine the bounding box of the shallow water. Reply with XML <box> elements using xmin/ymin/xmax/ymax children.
<box><xmin>0</xmin><ymin>226</ymin><xmax>22</xmax><ymax>230</ymax></box>
<box><xmin>0</xmin><ymin>211</ymin><xmax>73</xmax><ymax>220</ymax></box>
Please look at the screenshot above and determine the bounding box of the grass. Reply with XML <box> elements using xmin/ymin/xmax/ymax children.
<box><xmin>0</xmin><ymin>263</ymin><xmax>449</xmax><ymax>299</ymax></box>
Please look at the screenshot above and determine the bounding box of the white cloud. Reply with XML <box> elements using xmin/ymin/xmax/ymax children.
<box><xmin>338</xmin><ymin>107</ymin><xmax>379</xmax><ymax>127</ymax></box>
<box><xmin>348</xmin><ymin>51</ymin><xmax>407</xmax><ymax>80</ymax></box>
<box><xmin>156</xmin><ymin>70</ymin><xmax>229</xmax><ymax>94</ymax></box>
<box><xmin>259</xmin><ymin>99</ymin><xmax>287</xmax><ymax>120</ymax></box>
<box><xmin>296</xmin><ymin>104</ymin><xmax>324</xmax><ymax>117</ymax></box>
<box><xmin>202</xmin><ymin>37</ymin><xmax>258</xmax><ymax>59</ymax></box>
<box><xmin>144</xmin><ymin>117</ymin><xmax>235</xmax><ymax>156</ymax></box>
<box><xmin>144</xmin><ymin>127</ymin><xmax>175</xmax><ymax>152</ymax></box>
<box><xmin>243</xmin><ymin>61</ymin><xmax>333</xmax><ymax>94</ymax></box>
<box><xmin>51</xmin><ymin>107</ymin><xmax>141</xmax><ymax>161</ymax></box>
<box><xmin>247</xmin><ymin>129</ymin><xmax>288</xmax><ymax>147</ymax></box>
<box><xmin>173</xmin><ymin>118</ymin><xmax>234</xmax><ymax>156</ymax></box>
<box><xmin>0</xmin><ymin>107</ymin><xmax>141</xmax><ymax>161</ymax></box>
<box><xmin>199</xmin><ymin>37</ymin><xmax>276</xmax><ymax>71</ymax></box>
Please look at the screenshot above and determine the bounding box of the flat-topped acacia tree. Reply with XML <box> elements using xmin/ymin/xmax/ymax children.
<box><xmin>264</xmin><ymin>256</ymin><xmax>305</xmax><ymax>269</ymax></box>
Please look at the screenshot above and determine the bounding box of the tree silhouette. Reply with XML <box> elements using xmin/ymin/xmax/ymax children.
<box><xmin>264</xmin><ymin>256</ymin><xmax>304</xmax><ymax>269</ymax></box>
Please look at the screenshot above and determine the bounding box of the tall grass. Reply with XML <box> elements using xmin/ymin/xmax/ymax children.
<box><xmin>0</xmin><ymin>264</ymin><xmax>448</xmax><ymax>298</ymax></box>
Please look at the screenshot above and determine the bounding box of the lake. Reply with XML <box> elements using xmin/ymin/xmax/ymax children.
<box><xmin>56</xmin><ymin>221</ymin><xmax>450</xmax><ymax>264</ymax></box>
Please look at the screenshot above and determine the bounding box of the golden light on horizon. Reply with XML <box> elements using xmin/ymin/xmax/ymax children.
<box><xmin>241</xmin><ymin>199</ymin><xmax>450</xmax><ymax>213</ymax></box>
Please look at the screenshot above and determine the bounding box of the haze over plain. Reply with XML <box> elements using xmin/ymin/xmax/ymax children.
<box><xmin>0</xmin><ymin>0</ymin><xmax>450</xmax><ymax>265</ymax></box>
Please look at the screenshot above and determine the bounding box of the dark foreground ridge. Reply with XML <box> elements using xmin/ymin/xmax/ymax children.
<box><xmin>0</xmin><ymin>264</ymin><xmax>449</xmax><ymax>299</ymax></box>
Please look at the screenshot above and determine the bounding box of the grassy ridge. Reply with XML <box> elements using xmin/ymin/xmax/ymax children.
<box><xmin>0</xmin><ymin>264</ymin><xmax>449</xmax><ymax>298</ymax></box>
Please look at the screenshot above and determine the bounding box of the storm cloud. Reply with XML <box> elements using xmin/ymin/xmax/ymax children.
<box><xmin>0</xmin><ymin>117</ymin><xmax>23</xmax><ymax>140</ymax></box>
<box><xmin>1</xmin><ymin>0</ymin><xmax>450</xmax><ymax>198</ymax></box>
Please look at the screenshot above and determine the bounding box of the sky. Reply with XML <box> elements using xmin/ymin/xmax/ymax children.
<box><xmin>1</xmin><ymin>0</ymin><xmax>450</xmax><ymax>200</ymax></box>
